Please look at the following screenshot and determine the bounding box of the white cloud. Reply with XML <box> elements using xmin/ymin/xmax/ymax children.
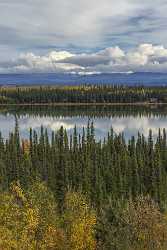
<box><xmin>9</xmin><ymin>51</ymin><xmax>83</xmax><ymax>73</ymax></box>
<box><xmin>2</xmin><ymin>43</ymin><xmax>167</xmax><ymax>73</ymax></box>
<box><xmin>48</xmin><ymin>51</ymin><xmax>74</xmax><ymax>61</ymax></box>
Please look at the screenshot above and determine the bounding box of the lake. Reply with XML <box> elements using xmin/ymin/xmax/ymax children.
<box><xmin>1</xmin><ymin>105</ymin><xmax>167</xmax><ymax>141</ymax></box>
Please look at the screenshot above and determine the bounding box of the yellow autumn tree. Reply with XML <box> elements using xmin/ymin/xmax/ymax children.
<box><xmin>0</xmin><ymin>181</ymin><xmax>97</xmax><ymax>250</ymax></box>
<box><xmin>0</xmin><ymin>181</ymin><xmax>66</xmax><ymax>250</ymax></box>
<box><xmin>27</xmin><ymin>181</ymin><xmax>67</xmax><ymax>250</ymax></box>
<box><xmin>0</xmin><ymin>181</ymin><xmax>38</xmax><ymax>249</ymax></box>
<box><xmin>63</xmin><ymin>191</ymin><xmax>97</xmax><ymax>250</ymax></box>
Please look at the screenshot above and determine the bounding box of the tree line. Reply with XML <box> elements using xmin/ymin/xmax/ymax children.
<box><xmin>1</xmin><ymin>85</ymin><xmax>167</xmax><ymax>104</ymax></box>
<box><xmin>1</xmin><ymin>121</ymin><xmax>167</xmax><ymax>205</ymax></box>
<box><xmin>1</xmin><ymin>122</ymin><xmax>167</xmax><ymax>249</ymax></box>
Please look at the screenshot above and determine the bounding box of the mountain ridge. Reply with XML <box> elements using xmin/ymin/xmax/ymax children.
<box><xmin>0</xmin><ymin>72</ymin><xmax>167</xmax><ymax>86</ymax></box>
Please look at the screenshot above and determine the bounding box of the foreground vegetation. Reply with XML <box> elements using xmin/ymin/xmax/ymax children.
<box><xmin>1</xmin><ymin>182</ymin><xmax>167</xmax><ymax>250</ymax></box>
<box><xmin>1</xmin><ymin>85</ymin><xmax>167</xmax><ymax>104</ymax></box>
<box><xmin>1</xmin><ymin>122</ymin><xmax>167</xmax><ymax>249</ymax></box>
<box><xmin>0</xmin><ymin>181</ymin><xmax>96</xmax><ymax>250</ymax></box>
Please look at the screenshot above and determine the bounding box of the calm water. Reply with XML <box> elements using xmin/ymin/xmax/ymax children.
<box><xmin>0</xmin><ymin>105</ymin><xmax>167</xmax><ymax>141</ymax></box>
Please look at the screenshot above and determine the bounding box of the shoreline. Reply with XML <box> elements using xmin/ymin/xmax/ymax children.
<box><xmin>0</xmin><ymin>102</ymin><xmax>167</xmax><ymax>106</ymax></box>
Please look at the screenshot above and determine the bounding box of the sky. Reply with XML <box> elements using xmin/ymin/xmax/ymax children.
<box><xmin>1</xmin><ymin>0</ymin><xmax>167</xmax><ymax>73</ymax></box>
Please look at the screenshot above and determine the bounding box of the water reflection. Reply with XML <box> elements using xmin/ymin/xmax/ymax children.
<box><xmin>0</xmin><ymin>105</ymin><xmax>167</xmax><ymax>141</ymax></box>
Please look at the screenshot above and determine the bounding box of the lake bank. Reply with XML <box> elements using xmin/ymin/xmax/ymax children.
<box><xmin>1</xmin><ymin>102</ymin><xmax>167</xmax><ymax>106</ymax></box>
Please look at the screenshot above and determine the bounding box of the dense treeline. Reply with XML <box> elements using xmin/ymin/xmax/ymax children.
<box><xmin>1</xmin><ymin>85</ymin><xmax>167</xmax><ymax>104</ymax></box>
<box><xmin>2</xmin><ymin>123</ymin><xmax>167</xmax><ymax>249</ymax></box>
<box><xmin>1</xmin><ymin>121</ymin><xmax>167</xmax><ymax>205</ymax></box>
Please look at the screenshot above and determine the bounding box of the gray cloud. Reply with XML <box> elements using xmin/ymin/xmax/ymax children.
<box><xmin>1</xmin><ymin>44</ymin><xmax>167</xmax><ymax>73</ymax></box>
<box><xmin>0</xmin><ymin>0</ymin><xmax>167</xmax><ymax>61</ymax></box>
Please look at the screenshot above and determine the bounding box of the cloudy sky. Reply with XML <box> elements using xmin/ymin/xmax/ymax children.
<box><xmin>1</xmin><ymin>0</ymin><xmax>167</xmax><ymax>73</ymax></box>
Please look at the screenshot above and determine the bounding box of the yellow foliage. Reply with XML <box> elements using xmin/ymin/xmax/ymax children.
<box><xmin>10</xmin><ymin>181</ymin><xmax>27</xmax><ymax>204</ymax></box>
<box><xmin>64</xmin><ymin>191</ymin><xmax>96</xmax><ymax>250</ymax></box>
<box><xmin>22</xmin><ymin>139</ymin><xmax>30</xmax><ymax>155</ymax></box>
<box><xmin>24</xmin><ymin>207</ymin><xmax>39</xmax><ymax>231</ymax></box>
<box><xmin>0</xmin><ymin>182</ymin><xmax>59</xmax><ymax>249</ymax></box>
<box><xmin>0</xmin><ymin>182</ymin><xmax>97</xmax><ymax>250</ymax></box>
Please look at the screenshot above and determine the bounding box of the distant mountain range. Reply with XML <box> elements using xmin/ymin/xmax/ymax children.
<box><xmin>0</xmin><ymin>72</ymin><xmax>167</xmax><ymax>86</ymax></box>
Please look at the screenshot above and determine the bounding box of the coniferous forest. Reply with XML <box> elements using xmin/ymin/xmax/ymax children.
<box><xmin>1</xmin><ymin>119</ymin><xmax>167</xmax><ymax>249</ymax></box>
<box><xmin>2</xmin><ymin>0</ymin><xmax>167</xmax><ymax>248</ymax></box>
<box><xmin>1</xmin><ymin>85</ymin><xmax>167</xmax><ymax>104</ymax></box>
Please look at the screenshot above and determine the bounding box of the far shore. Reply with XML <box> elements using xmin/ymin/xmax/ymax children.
<box><xmin>0</xmin><ymin>102</ymin><xmax>167</xmax><ymax>106</ymax></box>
